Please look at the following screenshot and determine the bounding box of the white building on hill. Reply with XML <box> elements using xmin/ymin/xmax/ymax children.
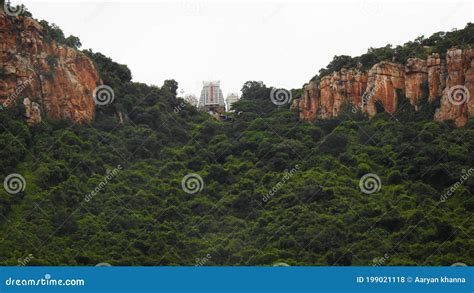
<box><xmin>226</xmin><ymin>93</ymin><xmax>239</xmax><ymax>111</ymax></box>
<box><xmin>198</xmin><ymin>81</ymin><xmax>225</xmax><ymax>112</ymax></box>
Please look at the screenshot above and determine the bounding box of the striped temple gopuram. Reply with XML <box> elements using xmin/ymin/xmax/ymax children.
<box><xmin>198</xmin><ymin>81</ymin><xmax>226</xmax><ymax>113</ymax></box>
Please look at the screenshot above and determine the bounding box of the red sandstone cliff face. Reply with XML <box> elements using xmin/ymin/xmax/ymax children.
<box><xmin>427</xmin><ymin>53</ymin><xmax>446</xmax><ymax>102</ymax></box>
<box><xmin>405</xmin><ymin>58</ymin><xmax>427</xmax><ymax>107</ymax></box>
<box><xmin>434</xmin><ymin>49</ymin><xmax>474</xmax><ymax>127</ymax></box>
<box><xmin>299</xmin><ymin>69</ymin><xmax>367</xmax><ymax>120</ymax></box>
<box><xmin>298</xmin><ymin>80</ymin><xmax>319</xmax><ymax>121</ymax></box>
<box><xmin>466</xmin><ymin>52</ymin><xmax>474</xmax><ymax>118</ymax></box>
<box><xmin>365</xmin><ymin>62</ymin><xmax>404</xmax><ymax>117</ymax></box>
<box><xmin>299</xmin><ymin>48</ymin><xmax>473</xmax><ymax>127</ymax></box>
<box><xmin>0</xmin><ymin>12</ymin><xmax>100</xmax><ymax>124</ymax></box>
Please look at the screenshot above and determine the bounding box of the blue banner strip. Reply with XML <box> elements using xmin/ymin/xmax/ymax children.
<box><xmin>0</xmin><ymin>266</ymin><xmax>472</xmax><ymax>292</ymax></box>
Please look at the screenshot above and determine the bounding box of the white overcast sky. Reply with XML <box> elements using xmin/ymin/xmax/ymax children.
<box><xmin>20</xmin><ymin>0</ymin><xmax>473</xmax><ymax>97</ymax></box>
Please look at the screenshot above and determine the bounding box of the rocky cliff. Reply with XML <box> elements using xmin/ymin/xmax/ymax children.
<box><xmin>298</xmin><ymin>48</ymin><xmax>474</xmax><ymax>127</ymax></box>
<box><xmin>434</xmin><ymin>49</ymin><xmax>474</xmax><ymax>126</ymax></box>
<box><xmin>0</xmin><ymin>12</ymin><xmax>100</xmax><ymax>124</ymax></box>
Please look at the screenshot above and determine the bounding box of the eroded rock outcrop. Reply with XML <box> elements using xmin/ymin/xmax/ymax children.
<box><xmin>23</xmin><ymin>97</ymin><xmax>42</xmax><ymax>124</ymax></box>
<box><xmin>299</xmin><ymin>69</ymin><xmax>367</xmax><ymax>120</ymax></box>
<box><xmin>434</xmin><ymin>49</ymin><xmax>474</xmax><ymax>127</ymax></box>
<box><xmin>298</xmin><ymin>48</ymin><xmax>474</xmax><ymax>126</ymax></box>
<box><xmin>0</xmin><ymin>12</ymin><xmax>100</xmax><ymax>123</ymax></box>
<box><xmin>427</xmin><ymin>53</ymin><xmax>446</xmax><ymax>102</ymax></box>
<box><xmin>405</xmin><ymin>58</ymin><xmax>427</xmax><ymax>107</ymax></box>
<box><xmin>365</xmin><ymin>62</ymin><xmax>404</xmax><ymax>117</ymax></box>
<box><xmin>299</xmin><ymin>80</ymin><xmax>319</xmax><ymax>121</ymax></box>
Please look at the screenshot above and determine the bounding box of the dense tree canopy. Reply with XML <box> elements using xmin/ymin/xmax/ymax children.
<box><xmin>0</xmin><ymin>7</ymin><xmax>472</xmax><ymax>266</ymax></box>
<box><xmin>0</xmin><ymin>59</ymin><xmax>472</xmax><ymax>265</ymax></box>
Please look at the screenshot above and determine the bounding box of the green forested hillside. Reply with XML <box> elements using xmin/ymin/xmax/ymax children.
<box><xmin>0</xmin><ymin>9</ymin><xmax>473</xmax><ymax>266</ymax></box>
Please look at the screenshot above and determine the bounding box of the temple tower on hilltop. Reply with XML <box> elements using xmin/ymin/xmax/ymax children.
<box><xmin>198</xmin><ymin>81</ymin><xmax>226</xmax><ymax>113</ymax></box>
<box><xmin>226</xmin><ymin>93</ymin><xmax>239</xmax><ymax>111</ymax></box>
